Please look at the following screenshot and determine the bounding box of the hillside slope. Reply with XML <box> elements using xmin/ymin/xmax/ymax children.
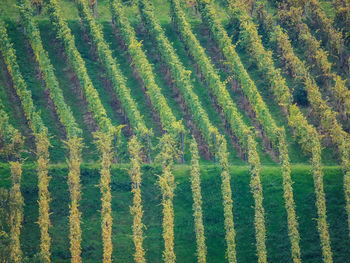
<box><xmin>0</xmin><ymin>0</ymin><xmax>346</xmax><ymax>164</ymax></box>
<box><xmin>0</xmin><ymin>164</ymin><xmax>349</xmax><ymax>262</ymax></box>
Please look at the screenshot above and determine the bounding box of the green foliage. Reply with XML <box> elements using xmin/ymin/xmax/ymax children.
<box><xmin>18</xmin><ymin>0</ymin><xmax>81</xmax><ymax>139</ymax></box>
<box><xmin>276</xmin><ymin>3</ymin><xmax>350</xmax><ymax>118</ymax></box>
<box><xmin>0</xmin><ymin>17</ymin><xmax>53</xmax><ymax>262</ymax></box>
<box><xmin>135</xmin><ymin>0</ymin><xmax>218</xmax><ymax>154</ymax></box>
<box><xmin>333</xmin><ymin>75</ymin><xmax>350</xmax><ymax>117</ymax></box>
<box><xmin>0</xmin><ymin>19</ymin><xmax>47</xmax><ymax>135</ymax></box>
<box><xmin>36</xmin><ymin>133</ymin><xmax>52</xmax><ymax>263</ymax></box>
<box><xmin>9</xmin><ymin>161</ymin><xmax>24</xmax><ymax>263</ymax></box>
<box><xmin>94</xmin><ymin>131</ymin><xmax>114</xmax><ymax>263</ymax></box>
<box><xmin>277</xmin><ymin>128</ymin><xmax>300</xmax><ymax>263</ymax></box>
<box><xmin>128</xmin><ymin>136</ymin><xmax>146</xmax><ymax>263</ymax></box>
<box><xmin>216</xmin><ymin>136</ymin><xmax>238</xmax><ymax>263</ymax></box>
<box><xmin>75</xmin><ymin>0</ymin><xmax>150</xmax><ymax>140</ymax></box>
<box><xmin>0</xmin><ymin>188</ymin><xmax>10</xmax><ymax>262</ymax></box>
<box><xmin>189</xmin><ymin>138</ymin><xmax>207</xmax><ymax>263</ymax></box>
<box><xmin>223</xmin><ymin>2</ymin><xmax>304</xmax><ymax>261</ymax></box>
<box><xmin>279</xmin><ymin>5</ymin><xmax>331</xmax><ymax>78</ymax></box>
<box><xmin>310</xmin><ymin>136</ymin><xmax>333</xmax><ymax>263</ymax></box>
<box><xmin>0</xmin><ymin>164</ymin><xmax>349</xmax><ymax>262</ymax></box>
<box><xmin>168</xmin><ymin>0</ymin><xmax>254</xmax><ymax>154</ymax></box>
<box><xmin>0</xmin><ymin>99</ymin><xmax>23</xmax><ymax>161</ymax></box>
<box><xmin>110</xmin><ymin>0</ymin><xmax>184</xmax><ymax>141</ymax></box>
<box><xmin>64</xmin><ymin>136</ymin><xmax>83</xmax><ymax>263</ymax></box>
<box><xmin>45</xmin><ymin>0</ymin><xmax>113</xmax><ymax>134</ymax></box>
<box><xmin>333</xmin><ymin>0</ymin><xmax>350</xmax><ymax>43</ymax></box>
<box><xmin>0</xmin><ymin>1</ymin><xmax>349</xmax><ymax>263</ymax></box>
<box><xmin>156</xmin><ymin>134</ymin><xmax>177</xmax><ymax>263</ymax></box>
<box><xmin>258</xmin><ymin>5</ymin><xmax>350</xmax><ymax>239</ymax></box>
<box><xmin>197</xmin><ymin>0</ymin><xmax>279</xmax><ymax>150</ymax></box>
<box><xmin>196</xmin><ymin>1</ymin><xmax>270</xmax><ymax>261</ymax></box>
<box><xmin>297</xmin><ymin>0</ymin><xmax>345</xmax><ymax>59</ymax></box>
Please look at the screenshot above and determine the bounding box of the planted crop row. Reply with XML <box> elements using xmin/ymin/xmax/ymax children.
<box><xmin>189</xmin><ymin>138</ymin><xmax>207</xmax><ymax>263</ymax></box>
<box><xmin>216</xmin><ymin>136</ymin><xmax>238</xmax><ymax>263</ymax></box>
<box><xmin>45</xmin><ymin>1</ymin><xmax>121</xmax><ymax>260</ymax></box>
<box><xmin>9</xmin><ymin>161</ymin><xmax>24</xmax><ymax>263</ymax></box>
<box><xmin>333</xmin><ymin>0</ymin><xmax>350</xmax><ymax>43</ymax></box>
<box><xmin>0</xmin><ymin>99</ymin><xmax>24</xmax><ymax>262</ymax></box>
<box><xmin>156</xmin><ymin>134</ymin><xmax>177</xmax><ymax>263</ymax></box>
<box><xmin>75</xmin><ymin>0</ymin><xmax>150</xmax><ymax>140</ymax></box>
<box><xmin>19</xmin><ymin>0</ymin><xmax>81</xmax><ymax>139</ymax></box>
<box><xmin>0</xmin><ymin>18</ymin><xmax>53</xmax><ymax>263</ymax></box>
<box><xmin>277</xmin><ymin>4</ymin><xmax>350</xmax><ymax>118</ymax></box>
<box><xmin>197</xmin><ymin>1</ymin><xmax>279</xmax><ymax>151</ymax></box>
<box><xmin>65</xmin><ymin>136</ymin><xmax>83</xmax><ymax>263</ymax></box>
<box><xmin>169</xmin><ymin>0</ymin><xmax>256</xmax><ymax>154</ymax></box>
<box><xmin>128</xmin><ymin>136</ymin><xmax>146</xmax><ymax>263</ymax></box>
<box><xmin>18</xmin><ymin>2</ymin><xmax>85</xmax><ymax>261</ymax></box>
<box><xmin>45</xmin><ymin>0</ymin><xmax>114</xmax><ymax>134</ymax></box>
<box><xmin>222</xmin><ymin>1</ymin><xmax>302</xmax><ymax>262</ymax></box>
<box><xmin>196</xmin><ymin>1</ymin><xmax>269</xmax><ymax>261</ymax></box>
<box><xmin>226</xmin><ymin>2</ymin><xmax>336</xmax><ymax>261</ymax></box>
<box><xmin>0</xmin><ymin>20</ymin><xmax>47</xmax><ymax>135</ymax></box>
<box><xmin>0</xmin><ymin>100</ymin><xmax>23</xmax><ymax>161</ymax></box>
<box><xmin>138</xmin><ymin>1</ymin><xmax>241</xmax><ymax>261</ymax></box>
<box><xmin>259</xmin><ymin>5</ymin><xmax>350</xmax><ymax>240</ymax></box>
<box><xmin>236</xmin><ymin>4</ymin><xmax>334</xmax><ymax>257</ymax></box>
<box><xmin>107</xmin><ymin>0</ymin><xmax>183</xmax><ymax>141</ymax></box>
<box><xmin>132</xmin><ymin>0</ymin><xmax>217</xmax><ymax>153</ymax></box>
<box><xmin>286</xmin><ymin>0</ymin><xmax>345</xmax><ymax>59</ymax></box>
<box><xmin>95</xmin><ymin>132</ymin><xmax>114</xmax><ymax>263</ymax></box>
<box><xmin>278</xmin><ymin>4</ymin><xmax>331</xmax><ymax>77</ymax></box>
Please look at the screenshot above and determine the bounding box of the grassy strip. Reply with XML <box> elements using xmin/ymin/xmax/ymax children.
<box><xmin>75</xmin><ymin>0</ymin><xmax>150</xmax><ymax>141</ymax></box>
<box><xmin>0</xmin><ymin>18</ymin><xmax>52</xmax><ymax>262</ymax></box>
<box><xmin>258</xmin><ymin>5</ymin><xmax>350</xmax><ymax>239</ymax></box>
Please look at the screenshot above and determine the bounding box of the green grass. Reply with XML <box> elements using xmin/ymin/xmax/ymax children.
<box><xmin>38</xmin><ymin>20</ymin><xmax>98</xmax><ymax>162</ymax></box>
<box><xmin>191</xmin><ymin>21</ymin><xmax>278</xmax><ymax>164</ymax></box>
<box><xmin>100</xmin><ymin>21</ymin><xmax>162</xmax><ymax>142</ymax></box>
<box><xmin>232</xmin><ymin>42</ymin><xmax>310</xmax><ymax>164</ymax></box>
<box><xmin>162</xmin><ymin>23</ymin><xmax>246</xmax><ymax>164</ymax></box>
<box><xmin>320</xmin><ymin>0</ymin><xmax>336</xmax><ymax>19</ymax></box>
<box><xmin>0</xmin><ymin>164</ymin><xmax>349</xmax><ymax>262</ymax></box>
<box><xmin>69</xmin><ymin>21</ymin><xmax>135</xmax><ymax>160</ymax></box>
<box><xmin>0</xmin><ymin>0</ymin><xmax>346</xmax><ymax>165</ymax></box>
<box><xmin>5</xmin><ymin>23</ymin><xmax>66</xmax><ymax>162</ymax></box>
<box><xmin>0</xmin><ymin>59</ymin><xmax>35</xmax><ymax>162</ymax></box>
<box><xmin>0</xmin><ymin>1</ymin><xmax>348</xmax><ymax>261</ymax></box>
<box><xmin>133</xmin><ymin>22</ymin><xmax>198</xmax><ymax>161</ymax></box>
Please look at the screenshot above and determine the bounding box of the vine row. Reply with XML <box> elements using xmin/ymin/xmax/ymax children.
<box><xmin>189</xmin><ymin>138</ymin><xmax>207</xmax><ymax>263</ymax></box>
<box><xmin>75</xmin><ymin>0</ymin><xmax>150</xmax><ymax>140</ymax></box>
<box><xmin>156</xmin><ymin>134</ymin><xmax>177</xmax><ymax>263</ymax></box>
<box><xmin>277</xmin><ymin>3</ymin><xmax>350</xmax><ymax>118</ymax></box>
<box><xmin>133</xmin><ymin>0</ymin><xmax>217</xmax><ymax>153</ymax></box>
<box><xmin>258</xmin><ymin>5</ymin><xmax>350</xmax><ymax>240</ymax></box>
<box><xmin>0</xmin><ymin>98</ymin><xmax>24</xmax><ymax>263</ymax></box>
<box><xmin>18</xmin><ymin>1</ymin><xmax>86</xmax><ymax>261</ymax></box>
<box><xmin>139</xmin><ymin>1</ymin><xmax>242</xmax><ymax>261</ymax></box>
<box><xmin>0</xmin><ymin>18</ymin><xmax>52</xmax><ymax>262</ymax></box>
<box><xmin>128</xmin><ymin>136</ymin><xmax>146</xmax><ymax>263</ymax></box>
<box><xmin>45</xmin><ymin>0</ymin><xmax>114</xmax><ymax>134</ymax></box>
<box><xmin>223</xmin><ymin>2</ymin><xmax>302</xmax><ymax>261</ymax></box>
<box><xmin>108</xmin><ymin>0</ymin><xmax>183</xmax><ymax>141</ymax></box>
<box><xmin>196</xmin><ymin>1</ymin><xmax>269</xmax><ymax>261</ymax></box>
<box><xmin>0</xmin><ymin>100</ymin><xmax>23</xmax><ymax>161</ymax></box>
<box><xmin>287</xmin><ymin>0</ymin><xmax>345</xmax><ymax>60</ymax></box>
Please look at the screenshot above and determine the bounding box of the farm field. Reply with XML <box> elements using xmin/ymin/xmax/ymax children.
<box><xmin>0</xmin><ymin>0</ymin><xmax>349</xmax><ymax>262</ymax></box>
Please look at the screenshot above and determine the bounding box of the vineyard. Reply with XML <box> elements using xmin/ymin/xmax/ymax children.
<box><xmin>0</xmin><ymin>0</ymin><xmax>349</xmax><ymax>262</ymax></box>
